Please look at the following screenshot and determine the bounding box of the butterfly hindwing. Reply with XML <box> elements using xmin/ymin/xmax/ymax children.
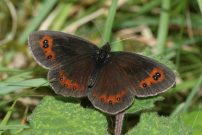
<box><xmin>48</xmin><ymin>55</ymin><xmax>97</xmax><ymax>97</ymax></box>
<box><xmin>88</xmin><ymin>57</ymin><xmax>134</xmax><ymax>114</ymax></box>
<box><xmin>28</xmin><ymin>30</ymin><xmax>99</xmax><ymax>97</ymax></box>
<box><xmin>110</xmin><ymin>52</ymin><xmax>176</xmax><ymax>97</ymax></box>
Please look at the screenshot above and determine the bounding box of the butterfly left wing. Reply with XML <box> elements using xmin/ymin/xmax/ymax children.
<box><xmin>88</xmin><ymin>52</ymin><xmax>175</xmax><ymax>114</ymax></box>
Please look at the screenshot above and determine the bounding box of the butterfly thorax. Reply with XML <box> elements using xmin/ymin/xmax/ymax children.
<box><xmin>96</xmin><ymin>42</ymin><xmax>111</xmax><ymax>65</ymax></box>
<box><xmin>88</xmin><ymin>43</ymin><xmax>111</xmax><ymax>88</ymax></box>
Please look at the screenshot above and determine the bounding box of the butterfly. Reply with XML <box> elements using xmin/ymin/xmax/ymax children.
<box><xmin>28</xmin><ymin>30</ymin><xmax>175</xmax><ymax>115</ymax></box>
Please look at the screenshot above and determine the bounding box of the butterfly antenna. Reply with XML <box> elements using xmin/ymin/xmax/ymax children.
<box><xmin>110</xmin><ymin>36</ymin><xmax>136</xmax><ymax>45</ymax></box>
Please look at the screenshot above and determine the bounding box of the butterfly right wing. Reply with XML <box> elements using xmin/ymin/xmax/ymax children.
<box><xmin>29</xmin><ymin>31</ymin><xmax>99</xmax><ymax>97</ymax></box>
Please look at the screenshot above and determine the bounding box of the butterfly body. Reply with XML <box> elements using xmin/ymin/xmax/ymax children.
<box><xmin>28</xmin><ymin>30</ymin><xmax>175</xmax><ymax>114</ymax></box>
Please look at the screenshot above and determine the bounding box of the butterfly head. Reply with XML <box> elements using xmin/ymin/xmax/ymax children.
<box><xmin>101</xmin><ymin>42</ymin><xmax>111</xmax><ymax>52</ymax></box>
<box><xmin>96</xmin><ymin>42</ymin><xmax>111</xmax><ymax>64</ymax></box>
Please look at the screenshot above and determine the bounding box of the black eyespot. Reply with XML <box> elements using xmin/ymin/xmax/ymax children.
<box><xmin>43</xmin><ymin>44</ymin><xmax>48</xmax><ymax>48</ymax></box>
<box><xmin>43</xmin><ymin>40</ymin><xmax>48</xmax><ymax>44</ymax></box>
<box><xmin>153</xmin><ymin>75</ymin><xmax>159</xmax><ymax>80</ymax></box>
<box><xmin>47</xmin><ymin>55</ymin><xmax>52</xmax><ymax>59</ymax></box>
<box><xmin>109</xmin><ymin>100</ymin><xmax>112</xmax><ymax>104</ymax></box>
<box><xmin>156</xmin><ymin>72</ymin><xmax>161</xmax><ymax>77</ymax></box>
<box><xmin>43</xmin><ymin>40</ymin><xmax>49</xmax><ymax>48</ymax></box>
<box><xmin>153</xmin><ymin>73</ymin><xmax>162</xmax><ymax>80</ymax></box>
<box><xmin>142</xmin><ymin>83</ymin><xmax>147</xmax><ymax>87</ymax></box>
<box><xmin>152</xmin><ymin>72</ymin><xmax>161</xmax><ymax>81</ymax></box>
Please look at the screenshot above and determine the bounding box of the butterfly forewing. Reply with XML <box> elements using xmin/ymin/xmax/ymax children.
<box><xmin>28</xmin><ymin>31</ymin><xmax>98</xmax><ymax>69</ymax></box>
<box><xmin>110</xmin><ymin>52</ymin><xmax>176</xmax><ymax>97</ymax></box>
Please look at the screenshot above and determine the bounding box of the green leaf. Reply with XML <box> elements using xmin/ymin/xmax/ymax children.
<box><xmin>27</xmin><ymin>96</ymin><xmax>109</xmax><ymax>135</ymax></box>
<box><xmin>183</xmin><ymin>110</ymin><xmax>202</xmax><ymax>135</ymax></box>
<box><xmin>126</xmin><ymin>113</ymin><xmax>191</xmax><ymax>135</ymax></box>
<box><xmin>126</xmin><ymin>96</ymin><xmax>164</xmax><ymax>114</ymax></box>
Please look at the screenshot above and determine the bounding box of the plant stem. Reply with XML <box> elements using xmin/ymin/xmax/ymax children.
<box><xmin>182</xmin><ymin>74</ymin><xmax>202</xmax><ymax>112</ymax></box>
<box><xmin>156</xmin><ymin>0</ymin><xmax>170</xmax><ymax>55</ymax></box>
<box><xmin>197</xmin><ymin>0</ymin><xmax>202</xmax><ymax>13</ymax></box>
<box><xmin>114</xmin><ymin>112</ymin><xmax>125</xmax><ymax>135</ymax></box>
<box><xmin>101</xmin><ymin>0</ymin><xmax>119</xmax><ymax>46</ymax></box>
<box><xmin>0</xmin><ymin>99</ymin><xmax>17</xmax><ymax>135</ymax></box>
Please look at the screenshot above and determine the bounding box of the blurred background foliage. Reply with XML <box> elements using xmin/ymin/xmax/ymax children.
<box><xmin>0</xmin><ymin>0</ymin><xmax>202</xmax><ymax>134</ymax></box>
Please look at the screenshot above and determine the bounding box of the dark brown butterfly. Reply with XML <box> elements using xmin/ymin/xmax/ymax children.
<box><xmin>28</xmin><ymin>30</ymin><xmax>175</xmax><ymax>115</ymax></box>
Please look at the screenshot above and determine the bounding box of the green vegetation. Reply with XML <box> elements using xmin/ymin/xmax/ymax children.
<box><xmin>0</xmin><ymin>0</ymin><xmax>202</xmax><ymax>135</ymax></box>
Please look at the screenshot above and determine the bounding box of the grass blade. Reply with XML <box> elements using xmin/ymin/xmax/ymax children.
<box><xmin>51</xmin><ymin>3</ymin><xmax>73</xmax><ymax>30</ymax></box>
<box><xmin>135</xmin><ymin>0</ymin><xmax>161</xmax><ymax>17</ymax></box>
<box><xmin>182</xmin><ymin>74</ymin><xmax>202</xmax><ymax>112</ymax></box>
<box><xmin>101</xmin><ymin>0</ymin><xmax>118</xmax><ymax>46</ymax></box>
<box><xmin>0</xmin><ymin>100</ymin><xmax>17</xmax><ymax>135</ymax></box>
<box><xmin>17</xmin><ymin>0</ymin><xmax>57</xmax><ymax>44</ymax></box>
<box><xmin>156</xmin><ymin>0</ymin><xmax>171</xmax><ymax>54</ymax></box>
<box><xmin>197</xmin><ymin>0</ymin><xmax>202</xmax><ymax>13</ymax></box>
